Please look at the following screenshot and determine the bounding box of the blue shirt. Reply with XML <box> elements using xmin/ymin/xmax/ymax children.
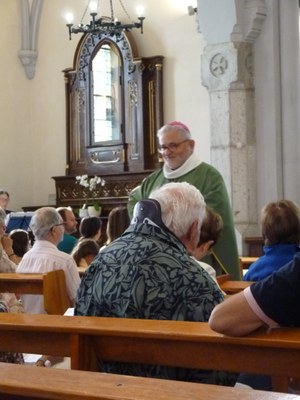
<box><xmin>57</xmin><ymin>233</ymin><xmax>78</xmax><ymax>254</ymax></box>
<box><xmin>244</xmin><ymin>243</ymin><xmax>300</xmax><ymax>281</ymax></box>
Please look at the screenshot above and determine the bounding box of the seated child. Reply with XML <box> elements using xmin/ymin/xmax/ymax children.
<box><xmin>71</xmin><ymin>238</ymin><xmax>100</xmax><ymax>268</ymax></box>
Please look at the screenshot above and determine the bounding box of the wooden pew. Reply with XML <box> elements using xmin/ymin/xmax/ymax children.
<box><xmin>0</xmin><ymin>314</ymin><xmax>299</xmax><ymax>392</ymax></box>
<box><xmin>217</xmin><ymin>274</ymin><xmax>253</xmax><ymax>294</ymax></box>
<box><xmin>0</xmin><ymin>363</ymin><xmax>298</xmax><ymax>400</ymax></box>
<box><xmin>0</xmin><ymin>273</ymin><xmax>43</xmax><ymax>294</ymax></box>
<box><xmin>219</xmin><ymin>280</ymin><xmax>253</xmax><ymax>294</ymax></box>
<box><xmin>239</xmin><ymin>256</ymin><xmax>258</xmax><ymax>277</ymax></box>
<box><xmin>0</xmin><ymin>270</ymin><xmax>71</xmax><ymax>314</ymax></box>
<box><xmin>239</xmin><ymin>256</ymin><xmax>258</xmax><ymax>269</ymax></box>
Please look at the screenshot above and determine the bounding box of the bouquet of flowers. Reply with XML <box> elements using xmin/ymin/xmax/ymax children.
<box><xmin>75</xmin><ymin>175</ymin><xmax>105</xmax><ymax>211</ymax></box>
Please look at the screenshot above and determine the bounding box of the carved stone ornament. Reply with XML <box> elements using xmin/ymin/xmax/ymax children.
<box><xmin>18</xmin><ymin>0</ymin><xmax>44</xmax><ymax>79</ymax></box>
<box><xmin>232</xmin><ymin>0</ymin><xmax>267</xmax><ymax>43</ymax></box>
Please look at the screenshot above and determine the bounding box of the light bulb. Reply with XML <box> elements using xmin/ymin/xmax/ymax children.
<box><xmin>89</xmin><ymin>1</ymin><xmax>98</xmax><ymax>13</ymax></box>
<box><xmin>136</xmin><ymin>5</ymin><xmax>145</xmax><ymax>18</ymax></box>
<box><xmin>65</xmin><ymin>12</ymin><xmax>74</xmax><ymax>24</ymax></box>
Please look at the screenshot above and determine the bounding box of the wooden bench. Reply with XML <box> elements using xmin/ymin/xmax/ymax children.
<box><xmin>0</xmin><ymin>270</ymin><xmax>71</xmax><ymax>315</ymax></box>
<box><xmin>0</xmin><ymin>314</ymin><xmax>299</xmax><ymax>392</ymax></box>
<box><xmin>239</xmin><ymin>256</ymin><xmax>258</xmax><ymax>269</ymax></box>
<box><xmin>0</xmin><ymin>362</ymin><xmax>298</xmax><ymax>400</ymax></box>
<box><xmin>0</xmin><ymin>273</ymin><xmax>44</xmax><ymax>294</ymax></box>
<box><xmin>217</xmin><ymin>274</ymin><xmax>253</xmax><ymax>294</ymax></box>
<box><xmin>239</xmin><ymin>256</ymin><xmax>258</xmax><ymax>277</ymax></box>
<box><xmin>219</xmin><ymin>280</ymin><xmax>253</xmax><ymax>294</ymax></box>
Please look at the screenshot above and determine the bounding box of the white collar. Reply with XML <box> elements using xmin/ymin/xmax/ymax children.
<box><xmin>163</xmin><ymin>152</ymin><xmax>202</xmax><ymax>179</ymax></box>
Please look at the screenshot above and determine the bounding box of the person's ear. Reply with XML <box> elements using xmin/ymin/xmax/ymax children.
<box><xmin>49</xmin><ymin>226</ymin><xmax>56</xmax><ymax>236</ymax></box>
<box><xmin>191</xmin><ymin>219</ymin><xmax>200</xmax><ymax>241</ymax></box>
<box><xmin>188</xmin><ymin>140</ymin><xmax>195</xmax><ymax>152</ymax></box>
<box><xmin>181</xmin><ymin>220</ymin><xmax>200</xmax><ymax>253</ymax></box>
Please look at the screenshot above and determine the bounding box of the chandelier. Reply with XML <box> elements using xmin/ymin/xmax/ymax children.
<box><xmin>66</xmin><ymin>0</ymin><xmax>145</xmax><ymax>40</ymax></box>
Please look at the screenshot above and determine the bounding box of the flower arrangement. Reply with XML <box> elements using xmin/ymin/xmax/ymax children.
<box><xmin>75</xmin><ymin>174</ymin><xmax>105</xmax><ymax>212</ymax></box>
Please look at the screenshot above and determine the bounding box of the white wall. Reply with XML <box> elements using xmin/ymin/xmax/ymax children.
<box><xmin>254</xmin><ymin>0</ymin><xmax>300</xmax><ymax>213</ymax></box>
<box><xmin>0</xmin><ymin>0</ymin><xmax>210</xmax><ymax>211</ymax></box>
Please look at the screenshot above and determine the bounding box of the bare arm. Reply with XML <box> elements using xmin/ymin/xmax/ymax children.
<box><xmin>208</xmin><ymin>291</ymin><xmax>264</xmax><ymax>336</ymax></box>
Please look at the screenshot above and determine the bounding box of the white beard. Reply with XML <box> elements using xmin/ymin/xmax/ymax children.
<box><xmin>163</xmin><ymin>152</ymin><xmax>202</xmax><ymax>179</ymax></box>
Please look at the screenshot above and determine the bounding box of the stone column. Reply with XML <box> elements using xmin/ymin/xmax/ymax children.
<box><xmin>201</xmin><ymin>42</ymin><xmax>257</xmax><ymax>254</ymax></box>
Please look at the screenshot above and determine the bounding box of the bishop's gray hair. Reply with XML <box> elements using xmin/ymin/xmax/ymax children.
<box><xmin>157</xmin><ymin>122</ymin><xmax>192</xmax><ymax>141</ymax></box>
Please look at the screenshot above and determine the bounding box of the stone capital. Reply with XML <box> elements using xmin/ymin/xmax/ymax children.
<box><xmin>201</xmin><ymin>42</ymin><xmax>254</xmax><ymax>91</ymax></box>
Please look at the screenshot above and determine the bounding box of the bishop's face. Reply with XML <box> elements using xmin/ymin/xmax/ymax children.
<box><xmin>158</xmin><ymin>129</ymin><xmax>195</xmax><ymax>170</ymax></box>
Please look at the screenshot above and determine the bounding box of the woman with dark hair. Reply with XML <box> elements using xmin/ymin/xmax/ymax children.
<box><xmin>106</xmin><ymin>206</ymin><xmax>130</xmax><ymax>244</ymax></box>
<box><xmin>79</xmin><ymin>217</ymin><xmax>102</xmax><ymax>242</ymax></box>
<box><xmin>9</xmin><ymin>229</ymin><xmax>30</xmax><ymax>264</ymax></box>
<box><xmin>101</xmin><ymin>207</ymin><xmax>130</xmax><ymax>251</ymax></box>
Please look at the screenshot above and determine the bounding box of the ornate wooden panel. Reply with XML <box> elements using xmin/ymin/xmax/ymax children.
<box><xmin>52</xmin><ymin>171</ymin><xmax>152</xmax><ymax>217</ymax></box>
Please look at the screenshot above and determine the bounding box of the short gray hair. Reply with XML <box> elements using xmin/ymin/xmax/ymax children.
<box><xmin>149</xmin><ymin>182</ymin><xmax>206</xmax><ymax>238</ymax></box>
<box><xmin>157</xmin><ymin>122</ymin><xmax>192</xmax><ymax>141</ymax></box>
<box><xmin>30</xmin><ymin>207</ymin><xmax>63</xmax><ymax>240</ymax></box>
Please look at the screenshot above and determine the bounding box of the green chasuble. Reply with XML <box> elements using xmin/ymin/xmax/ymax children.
<box><xmin>128</xmin><ymin>162</ymin><xmax>240</xmax><ymax>280</ymax></box>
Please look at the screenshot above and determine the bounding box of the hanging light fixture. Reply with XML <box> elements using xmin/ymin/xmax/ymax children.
<box><xmin>66</xmin><ymin>0</ymin><xmax>145</xmax><ymax>40</ymax></box>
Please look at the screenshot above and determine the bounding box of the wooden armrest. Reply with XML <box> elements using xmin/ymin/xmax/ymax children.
<box><xmin>43</xmin><ymin>270</ymin><xmax>71</xmax><ymax>315</ymax></box>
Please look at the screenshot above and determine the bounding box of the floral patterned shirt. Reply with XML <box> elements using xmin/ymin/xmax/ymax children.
<box><xmin>75</xmin><ymin>222</ymin><xmax>236</xmax><ymax>385</ymax></box>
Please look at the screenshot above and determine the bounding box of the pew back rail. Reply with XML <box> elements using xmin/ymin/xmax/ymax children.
<box><xmin>0</xmin><ymin>270</ymin><xmax>71</xmax><ymax>314</ymax></box>
<box><xmin>0</xmin><ymin>362</ymin><xmax>298</xmax><ymax>400</ymax></box>
<box><xmin>0</xmin><ymin>314</ymin><xmax>299</xmax><ymax>392</ymax></box>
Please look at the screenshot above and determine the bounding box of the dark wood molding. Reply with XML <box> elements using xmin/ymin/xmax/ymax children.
<box><xmin>52</xmin><ymin>171</ymin><xmax>152</xmax><ymax>216</ymax></box>
<box><xmin>63</xmin><ymin>31</ymin><xmax>164</xmax><ymax>177</ymax></box>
